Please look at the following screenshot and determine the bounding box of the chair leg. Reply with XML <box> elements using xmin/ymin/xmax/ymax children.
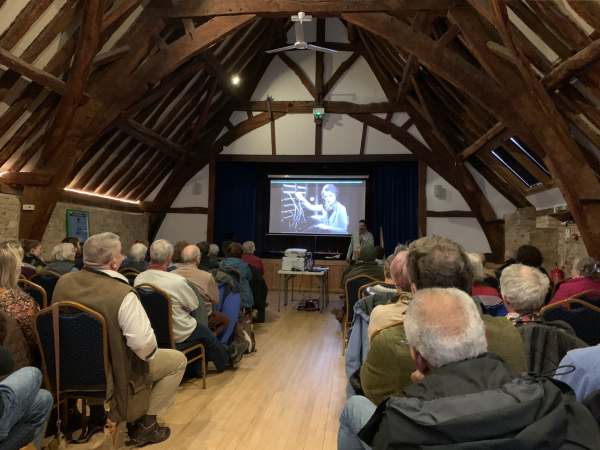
<box><xmin>201</xmin><ymin>348</ymin><xmax>207</xmax><ymax>389</ymax></box>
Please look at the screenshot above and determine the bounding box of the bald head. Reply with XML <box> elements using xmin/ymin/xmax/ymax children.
<box><xmin>390</xmin><ymin>250</ymin><xmax>410</xmax><ymax>291</ymax></box>
<box><xmin>404</xmin><ymin>288</ymin><xmax>487</xmax><ymax>368</ymax></box>
<box><xmin>181</xmin><ymin>245</ymin><xmax>201</xmax><ymax>265</ymax></box>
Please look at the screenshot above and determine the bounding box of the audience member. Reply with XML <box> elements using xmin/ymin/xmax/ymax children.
<box><xmin>550</xmin><ymin>257</ymin><xmax>600</xmax><ymax>304</ymax></box>
<box><xmin>516</xmin><ymin>244</ymin><xmax>549</xmax><ymax>274</ymax></box>
<box><xmin>172</xmin><ymin>241</ymin><xmax>189</xmax><ymax>266</ymax></box>
<box><xmin>0</xmin><ymin>242</ymin><xmax>40</xmax><ymax>349</ymax></box>
<box><xmin>341</xmin><ymin>245</ymin><xmax>385</xmax><ymax>288</ymax></box>
<box><xmin>555</xmin><ymin>344</ymin><xmax>600</xmax><ymax>402</ymax></box>
<box><xmin>241</xmin><ymin>241</ymin><xmax>264</xmax><ymax>275</ymax></box>
<box><xmin>347</xmin><ymin>220</ymin><xmax>375</xmax><ymax>263</ymax></box>
<box><xmin>45</xmin><ymin>243</ymin><xmax>78</xmax><ymax>275</ymax></box>
<box><xmin>220</xmin><ymin>242</ymin><xmax>254</xmax><ymax>308</ymax></box>
<box><xmin>198</xmin><ymin>242</ymin><xmax>219</xmax><ymax>270</ymax></box>
<box><xmin>54</xmin><ymin>232</ymin><xmax>186</xmax><ymax>445</ymax></box>
<box><xmin>0</xmin><ymin>346</ymin><xmax>53</xmax><ymax>450</ymax></box>
<box><xmin>175</xmin><ymin>245</ymin><xmax>229</xmax><ymax>336</ymax></box>
<box><xmin>500</xmin><ymin>263</ymin><xmax>586</xmax><ymax>374</ymax></box>
<box><xmin>468</xmin><ymin>252</ymin><xmax>506</xmax><ymax>316</ymax></box>
<box><xmin>62</xmin><ymin>237</ymin><xmax>83</xmax><ymax>270</ymax></box>
<box><xmin>135</xmin><ymin>240</ymin><xmax>245</xmax><ymax>373</ymax></box>
<box><xmin>22</xmin><ymin>240</ymin><xmax>45</xmax><ymax>269</ymax></box>
<box><xmin>360</xmin><ymin>236</ymin><xmax>526</xmax><ymax>406</ymax></box>
<box><xmin>122</xmin><ymin>242</ymin><xmax>148</xmax><ymax>272</ymax></box>
<box><xmin>367</xmin><ymin>249</ymin><xmax>412</xmax><ymax>340</ymax></box>
<box><xmin>338</xmin><ymin>288</ymin><xmax>600</xmax><ymax>450</ymax></box>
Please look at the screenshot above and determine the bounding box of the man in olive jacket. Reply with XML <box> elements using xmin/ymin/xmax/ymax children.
<box><xmin>338</xmin><ymin>288</ymin><xmax>599</xmax><ymax>450</ymax></box>
<box><xmin>360</xmin><ymin>236</ymin><xmax>527</xmax><ymax>406</ymax></box>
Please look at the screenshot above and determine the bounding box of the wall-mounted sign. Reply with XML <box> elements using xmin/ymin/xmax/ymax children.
<box><xmin>66</xmin><ymin>209</ymin><xmax>90</xmax><ymax>242</ymax></box>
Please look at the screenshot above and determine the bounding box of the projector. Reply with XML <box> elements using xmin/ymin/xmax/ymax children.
<box><xmin>282</xmin><ymin>248</ymin><xmax>313</xmax><ymax>271</ymax></box>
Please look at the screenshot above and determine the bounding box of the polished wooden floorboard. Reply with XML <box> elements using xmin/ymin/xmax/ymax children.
<box><xmin>81</xmin><ymin>294</ymin><xmax>346</xmax><ymax>449</ymax></box>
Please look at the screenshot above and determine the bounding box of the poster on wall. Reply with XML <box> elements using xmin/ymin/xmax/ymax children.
<box><xmin>66</xmin><ymin>209</ymin><xmax>90</xmax><ymax>242</ymax></box>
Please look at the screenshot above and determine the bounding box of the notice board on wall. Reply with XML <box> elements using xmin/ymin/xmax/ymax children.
<box><xmin>66</xmin><ymin>209</ymin><xmax>90</xmax><ymax>242</ymax></box>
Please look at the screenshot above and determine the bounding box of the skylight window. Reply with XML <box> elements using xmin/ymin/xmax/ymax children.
<box><xmin>509</xmin><ymin>137</ymin><xmax>550</xmax><ymax>177</ymax></box>
<box><xmin>491</xmin><ymin>147</ymin><xmax>540</xmax><ymax>188</ymax></box>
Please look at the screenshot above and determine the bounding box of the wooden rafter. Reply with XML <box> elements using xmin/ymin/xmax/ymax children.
<box><xmin>278</xmin><ymin>53</ymin><xmax>317</xmax><ymax>99</ymax></box>
<box><xmin>243</xmin><ymin>100</ymin><xmax>405</xmax><ymax>113</ymax></box>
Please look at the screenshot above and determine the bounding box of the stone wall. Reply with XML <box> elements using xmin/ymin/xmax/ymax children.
<box><xmin>42</xmin><ymin>202</ymin><xmax>149</xmax><ymax>259</ymax></box>
<box><xmin>0</xmin><ymin>193</ymin><xmax>21</xmax><ymax>241</ymax></box>
<box><xmin>505</xmin><ymin>207</ymin><xmax>588</xmax><ymax>274</ymax></box>
<box><xmin>0</xmin><ymin>193</ymin><xmax>149</xmax><ymax>258</ymax></box>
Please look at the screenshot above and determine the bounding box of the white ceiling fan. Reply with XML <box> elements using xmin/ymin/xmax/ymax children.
<box><xmin>266</xmin><ymin>12</ymin><xmax>337</xmax><ymax>54</ymax></box>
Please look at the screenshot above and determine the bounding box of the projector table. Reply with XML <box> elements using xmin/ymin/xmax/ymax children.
<box><xmin>277</xmin><ymin>268</ymin><xmax>330</xmax><ymax>313</ymax></box>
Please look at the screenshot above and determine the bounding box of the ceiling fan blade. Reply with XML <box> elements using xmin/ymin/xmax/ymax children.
<box><xmin>265</xmin><ymin>44</ymin><xmax>297</xmax><ymax>54</ymax></box>
<box><xmin>307</xmin><ymin>44</ymin><xmax>337</xmax><ymax>54</ymax></box>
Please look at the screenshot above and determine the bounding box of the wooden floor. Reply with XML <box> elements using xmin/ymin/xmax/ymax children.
<box><xmin>82</xmin><ymin>293</ymin><xmax>346</xmax><ymax>450</ymax></box>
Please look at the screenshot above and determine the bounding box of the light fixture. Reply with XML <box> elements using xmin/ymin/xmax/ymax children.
<box><xmin>64</xmin><ymin>187</ymin><xmax>141</xmax><ymax>205</ymax></box>
<box><xmin>231</xmin><ymin>75</ymin><xmax>241</xmax><ymax>86</ymax></box>
<box><xmin>0</xmin><ymin>171</ymin><xmax>7</xmax><ymax>178</ymax></box>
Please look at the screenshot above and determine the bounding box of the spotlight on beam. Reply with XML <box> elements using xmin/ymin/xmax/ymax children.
<box><xmin>231</xmin><ymin>75</ymin><xmax>241</xmax><ymax>86</ymax></box>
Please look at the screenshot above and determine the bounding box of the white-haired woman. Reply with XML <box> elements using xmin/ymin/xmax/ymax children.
<box><xmin>549</xmin><ymin>257</ymin><xmax>600</xmax><ymax>304</ymax></box>
<box><xmin>241</xmin><ymin>241</ymin><xmax>264</xmax><ymax>275</ymax></box>
<box><xmin>121</xmin><ymin>242</ymin><xmax>148</xmax><ymax>272</ymax></box>
<box><xmin>45</xmin><ymin>243</ymin><xmax>78</xmax><ymax>275</ymax></box>
<box><xmin>0</xmin><ymin>241</ymin><xmax>39</xmax><ymax>348</ymax></box>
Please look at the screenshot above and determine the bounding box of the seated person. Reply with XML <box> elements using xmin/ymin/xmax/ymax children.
<box><xmin>0</xmin><ymin>310</ymin><xmax>30</xmax><ymax>374</ymax></box>
<box><xmin>468</xmin><ymin>252</ymin><xmax>506</xmax><ymax>316</ymax></box>
<box><xmin>175</xmin><ymin>245</ymin><xmax>229</xmax><ymax>336</ymax></box>
<box><xmin>0</xmin><ymin>241</ymin><xmax>40</xmax><ymax>349</ymax></box>
<box><xmin>121</xmin><ymin>242</ymin><xmax>148</xmax><ymax>272</ymax></box>
<box><xmin>338</xmin><ymin>288</ymin><xmax>600</xmax><ymax>450</ymax></box>
<box><xmin>368</xmin><ymin>249</ymin><xmax>412</xmax><ymax>340</ymax></box>
<box><xmin>135</xmin><ymin>240</ymin><xmax>245</xmax><ymax>372</ymax></box>
<box><xmin>220</xmin><ymin>242</ymin><xmax>254</xmax><ymax>308</ymax></box>
<box><xmin>501</xmin><ymin>264</ymin><xmax>586</xmax><ymax>374</ymax></box>
<box><xmin>373</xmin><ymin>246</ymin><xmax>385</xmax><ymax>266</ymax></box>
<box><xmin>199</xmin><ymin>242</ymin><xmax>220</xmax><ymax>271</ymax></box>
<box><xmin>0</xmin><ymin>346</ymin><xmax>53</xmax><ymax>450</ymax></box>
<box><xmin>22</xmin><ymin>240</ymin><xmax>45</xmax><ymax>274</ymax></box>
<box><xmin>555</xmin><ymin>344</ymin><xmax>600</xmax><ymax>402</ymax></box>
<box><xmin>45</xmin><ymin>243</ymin><xmax>77</xmax><ymax>275</ymax></box>
<box><xmin>62</xmin><ymin>237</ymin><xmax>84</xmax><ymax>270</ymax></box>
<box><xmin>550</xmin><ymin>256</ymin><xmax>600</xmax><ymax>304</ymax></box>
<box><xmin>342</xmin><ymin>246</ymin><xmax>385</xmax><ymax>288</ymax></box>
<box><xmin>360</xmin><ymin>236</ymin><xmax>526</xmax><ymax>406</ymax></box>
<box><xmin>171</xmin><ymin>241</ymin><xmax>189</xmax><ymax>268</ymax></box>
<box><xmin>54</xmin><ymin>232</ymin><xmax>187</xmax><ymax>446</ymax></box>
<box><xmin>241</xmin><ymin>241</ymin><xmax>264</xmax><ymax>275</ymax></box>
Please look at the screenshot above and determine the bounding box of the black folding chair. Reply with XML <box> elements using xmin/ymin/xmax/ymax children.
<box><xmin>136</xmin><ymin>284</ymin><xmax>206</xmax><ymax>388</ymax></box>
<box><xmin>541</xmin><ymin>298</ymin><xmax>600</xmax><ymax>345</ymax></box>
<box><xmin>343</xmin><ymin>275</ymin><xmax>380</xmax><ymax>351</ymax></box>
<box><xmin>18</xmin><ymin>278</ymin><xmax>48</xmax><ymax>309</ymax></box>
<box><xmin>119</xmin><ymin>268</ymin><xmax>140</xmax><ymax>286</ymax></box>
<box><xmin>30</xmin><ymin>270</ymin><xmax>61</xmax><ymax>303</ymax></box>
<box><xmin>35</xmin><ymin>302</ymin><xmax>110</xmax><ymax>441</ymax></box>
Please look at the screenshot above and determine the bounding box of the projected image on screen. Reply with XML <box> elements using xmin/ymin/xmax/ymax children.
<box><xmin>269</xmin><ymin>179</ymin><xmax>366</xmax><ymax>235</ymax></box>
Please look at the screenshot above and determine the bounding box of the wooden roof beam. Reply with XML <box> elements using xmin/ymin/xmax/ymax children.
<box><xmin>243</xmin><ymin>100</ymin><xmax>405</xmax><ymax>113</ymax></box>
<box><xmin>0</xmin><ymin>47</ymin><xmax>89</xmax><ymax>98</ymax></box>
<box><xmin>167</xmin><ymin>1</ymin><xmax>455</xmax><ymax>18</ymax></box>
<box><xmin>460</xmin><ymin>122</ymin><xmax>506</xmax><ymax>160</ymax></box>
<box><xmin>543</xmin><ymin>39</ymin><xmax>600</xmax><ymax>90</ymax></box>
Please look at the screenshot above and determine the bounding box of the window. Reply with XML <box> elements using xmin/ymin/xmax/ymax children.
<box><xmin>491</xmin><ymin>147</ymin><xmax>540</xmax><ymax>188</ymax></box>
<box><xmin>509</xmin><ymin>137</ymin><xmax>550</xmax><ymax>177</ymax></box>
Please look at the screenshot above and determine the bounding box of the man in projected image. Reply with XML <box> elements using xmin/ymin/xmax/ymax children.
<box><xmin>295</xmin><ymin>183</ymin><xmax>349</xmax><ymax>234</ymax></box>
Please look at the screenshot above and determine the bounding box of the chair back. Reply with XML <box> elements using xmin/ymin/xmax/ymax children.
<box><xmin>345</xmin><ymin>275</ymin><xmax>379</xmax><ymax>323</ymax></box>
<box><xmin>34</xmin><ymin>301</ymin><xmax>109</xmax><ymax>394</ymax></box>
<box><xmin>541</xmin><ymin>299</ymin><xmax>600</xmax><ymax>345</ymax></box>
<box><xmin>357</xmin><ymin>281</ymin><xmax>381</xmax><ymax>299</ymax></box>
<box><xmin>216</xmin><ymin>283</ymin><xmax>241</xmax><ymax>344</ymax></box>
<box><xmin>119</xmin><ymin>268</ymin><xmax>140</xmax><ymax>286</ymax></box>
<box><xmin>136</xmin><ymin>284</ymin><xmax>174</xmax><ymax>348</ymax></box>
<box><xmin>569</xmin><ymin>289</ymin><xmax>600</xmax><ymax>306</ymax></box>
<box><xmin>18</xmin><ymin>279</ymin><xmax>48</xmax><ymax>309</ymax></box>
<box><xmin>30</xmin><ymin>270</ymin><xmax>61</xmax><ymax>303</ymax></box>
